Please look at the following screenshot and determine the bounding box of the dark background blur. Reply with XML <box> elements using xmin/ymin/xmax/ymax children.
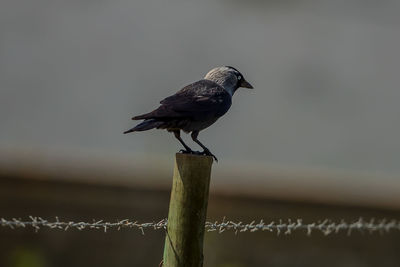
<box><xmin>1</xmin><ymin>0</ymin><xmax>400</xmax><ymax>266</ymax></box>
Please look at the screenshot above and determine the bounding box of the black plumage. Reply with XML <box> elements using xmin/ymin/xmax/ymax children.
<box><xmin>124</xmin><ymin>66</ymin><xmax>253</xmax><ymax>161</ymax></box>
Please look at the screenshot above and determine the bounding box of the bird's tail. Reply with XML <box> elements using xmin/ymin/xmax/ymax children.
<box><xmin>123</xmin><ymin>119</ymin><xmax>163</xmax><ymax>134</ymax></box>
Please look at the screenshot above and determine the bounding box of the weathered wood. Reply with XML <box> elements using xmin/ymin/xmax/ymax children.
<box><xmin>163</xmin><ymin>153</ymin><xmax>213</xmax><ymax>267</ymax></box>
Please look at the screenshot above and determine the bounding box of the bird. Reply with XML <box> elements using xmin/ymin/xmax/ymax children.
<box><xmin>124</xmin><ymin>66</ymin><xmax>253</xmax><ymax>161</ymax></box>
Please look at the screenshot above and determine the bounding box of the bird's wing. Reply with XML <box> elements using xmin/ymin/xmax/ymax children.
<box><xmin>133</xmin><ymin>80</ymin><xmax>232</xmax><ymax>120</ymax></box>
<box><xmin>159</xmin><ymin>80</ymin><xmax>220</xmax><ymax>104</ymax></box>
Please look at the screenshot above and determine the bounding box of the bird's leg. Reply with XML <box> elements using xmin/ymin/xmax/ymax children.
<box><xmin>173</xmin><ymin>130</ymin><xmax>194</xmax><ymax>154</ymax></box>
<box><xmin>191</xmin><ymin>131</ymin><xmax>218</xmax><ymax>162</ymax></box>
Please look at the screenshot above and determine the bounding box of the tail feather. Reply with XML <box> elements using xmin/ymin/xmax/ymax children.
<box><xmin>132</xmin><ymin>113</ymin><xmax>152</xmax><ymax>120</ymax></box>
<box><xmin>124</xmin><ymin>119</ymin><xmax>163</xmax><ymax>134</ymax></box>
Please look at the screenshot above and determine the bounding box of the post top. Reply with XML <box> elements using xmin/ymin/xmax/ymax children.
<box><xmin>175</xmin><ymin>153</ymin><xmax>214</xmax><ymax>164</ymax></box>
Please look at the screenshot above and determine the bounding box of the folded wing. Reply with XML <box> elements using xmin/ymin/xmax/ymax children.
<box><xmin>132</xmin><ymin>80</ymin><xmax>232</xmax><ymax>121</ymax></box>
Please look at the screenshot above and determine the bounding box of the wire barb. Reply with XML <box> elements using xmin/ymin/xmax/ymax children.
<box><xmin>1</xmin><ymin>217</ymin><xmax>400</xmax><ymax>236</ymax></box>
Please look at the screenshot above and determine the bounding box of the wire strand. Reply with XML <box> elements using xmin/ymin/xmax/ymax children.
<box><xmin>2</xmin><ymin>217</ymin><xmax>400</xmax><ymax>236</ymax></box>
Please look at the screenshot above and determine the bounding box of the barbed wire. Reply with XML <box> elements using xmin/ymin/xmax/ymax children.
<box><xmin>2</xmin><ymin>217</ymin><xmax>400</xmax><ymax>236</ymax></box>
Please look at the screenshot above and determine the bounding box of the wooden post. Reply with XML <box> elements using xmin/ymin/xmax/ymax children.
<box><xmin>162</xmin><ymin>153</ymin><xmax>213</xmax><ymax>267</ymax></box>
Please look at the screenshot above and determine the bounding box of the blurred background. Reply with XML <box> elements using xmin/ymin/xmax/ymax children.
<box><xmin>1</xmin><ymin>0</ymin><xmax>400</xmax><ymax>266</ymax></box>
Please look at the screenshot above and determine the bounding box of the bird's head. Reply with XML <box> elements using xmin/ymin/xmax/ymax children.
<box><xmin>204</xmin><ymin>66</ymin><xmax>253</xmax><ymax>96</ymax></box>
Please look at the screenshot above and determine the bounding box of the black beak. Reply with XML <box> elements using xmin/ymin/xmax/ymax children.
<box><xmin>240</xmin><ymin>79</ymin><xmax>253</xmax><ymax>89</ymax></box>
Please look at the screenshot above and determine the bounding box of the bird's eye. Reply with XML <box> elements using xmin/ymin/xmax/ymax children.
<box><xmin>237</xmin><ymin>75</ymin><xmax>241</xmax><ymax>80</ymax></box>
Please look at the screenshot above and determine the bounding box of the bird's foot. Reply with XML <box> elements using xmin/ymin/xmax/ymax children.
<box><xmin>179</xmin><ymin>149</ymin><xmax>217</xmax><ymax>161</ymax></box>
<box><xmin>179</xmin><ymin>149</ymin><xmax>194</xmax><ymax>154</ymax></box>
<box><xmin>201</xmin><ymin>150</ymin><xmax>218</xmax><ymax>162</ymax></box>
<box><xmin>179</xmin><ymin>149</ymin><xmax>203</xmax><ymax>156</ymax></box>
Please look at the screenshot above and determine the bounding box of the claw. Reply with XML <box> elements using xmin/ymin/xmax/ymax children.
<box><xmin>179</xmin><ymin>149</ymin><xmax>193</xmax><ymax>154</ymax></box>
<box><xmin>201</xmin><ymin>150</ymin><xmax>218</xmax><ymax>162</ymax></box>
